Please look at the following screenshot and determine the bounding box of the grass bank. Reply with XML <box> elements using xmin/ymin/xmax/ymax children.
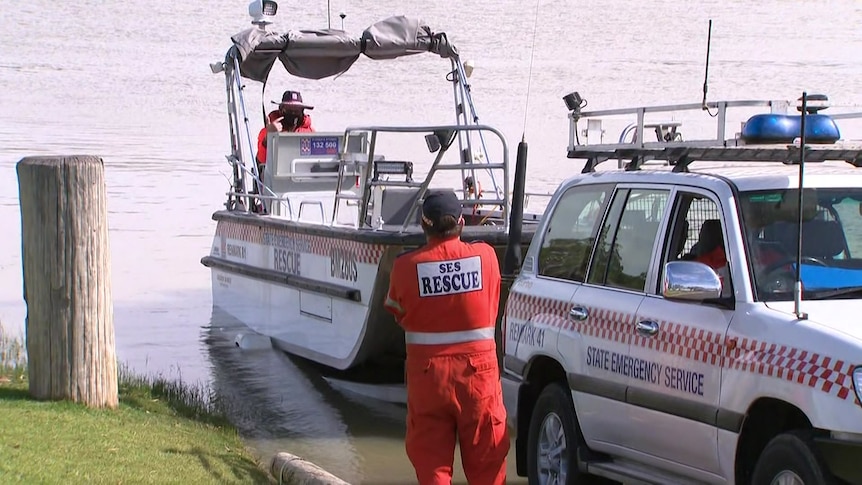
<box><xmin>0</xmin><ymin>325</ymin><xmax>273</xmax><ymax>484</ymax></box>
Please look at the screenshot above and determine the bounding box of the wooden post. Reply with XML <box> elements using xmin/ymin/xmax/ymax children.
<box><xmin>17</xmin><ymin>155</ymin><xmax>118</xmax><ymax>409</ymax></box>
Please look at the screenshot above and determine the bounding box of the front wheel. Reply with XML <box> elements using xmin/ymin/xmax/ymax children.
<box><xmin>751</xmin><ymin>431</ymin><xmax>833</xmax><ymax>485</ymax></box>
<box><xmin>527</xmin><ymin>382</ymin><xmax>593</xmax><ymax>485</ymax></box>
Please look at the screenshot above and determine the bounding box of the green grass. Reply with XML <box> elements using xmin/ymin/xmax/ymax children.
<box><xmin>0</xmin><ymin>324</ymin><xmax>26</xmax><ymax>383</ymax></box>
<box><xmin>0</xmin><ymin>325</ymin><xmax>273</xmax><ymax>484</ymax></box>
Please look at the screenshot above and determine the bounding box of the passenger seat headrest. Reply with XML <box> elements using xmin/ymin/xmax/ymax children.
<box><xmin>697</xmin><ymin>219</ymin><xmax>723</xmax><ymax>253</ymax></box>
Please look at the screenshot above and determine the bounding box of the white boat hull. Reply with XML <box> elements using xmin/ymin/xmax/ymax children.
<box><xmin>203</xmin><ymin>210</ymin><xmax>536</xmax><ymax>371</ymax></box>
<box><xmin>205</xmin><ymin>215</ymin><xmax>407</xmax><ymax>370</ymax></box>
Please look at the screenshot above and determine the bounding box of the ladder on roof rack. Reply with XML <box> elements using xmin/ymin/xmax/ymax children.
<box><xmin>563</xmin><ymin>96</ymin><xmax>862</xmax><ymax>173</ymax></box>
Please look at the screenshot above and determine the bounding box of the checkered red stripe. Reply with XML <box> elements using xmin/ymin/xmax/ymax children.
<box><xmin>505</xmin><ymin>291</ymin><xmax>859</xmax><ymax>403</ymax></box>
<box><xmin>727</xmin><ymin>342</ymin><xmax>855</xmax><ymax>401</ymax></box>
<box><xmin>505</xmin><ymin>293</ymin><xmax>570</xmax><ymax>328</ymax></box>
<box><xmin>216</xmin><ymin>221</ymin><xmax>263</xmax><ymax>244</ymax></box>
<box><xmin>215</xmin><ymin>220</ymin><xmax>385</xmax><ymax>265</ymax></box>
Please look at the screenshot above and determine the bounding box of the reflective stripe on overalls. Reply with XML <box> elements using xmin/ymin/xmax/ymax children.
<box><xmin>404</xmin><ymin>327</ymin><xmax>495</xmax><ymax>345</ymax></box>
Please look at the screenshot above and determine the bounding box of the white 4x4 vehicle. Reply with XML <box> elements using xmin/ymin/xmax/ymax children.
<box><xmin>501</xmin><ymin>94</ymin><xmax>862</xmax><ymax>484</ymax></box>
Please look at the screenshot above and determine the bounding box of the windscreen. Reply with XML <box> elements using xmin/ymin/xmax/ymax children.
<box><xmin>740</xmin><ymin>188</ymin><xmax>862</xmax><ymax>301</ymax></box>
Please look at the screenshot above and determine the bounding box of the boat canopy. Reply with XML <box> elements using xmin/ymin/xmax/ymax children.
<box><xmin>230</xmin><ymin>15</ymin><xmax>460</xmax><ymax>82</ymax></box>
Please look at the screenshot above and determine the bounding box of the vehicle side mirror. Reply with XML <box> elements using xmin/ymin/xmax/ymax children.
<box><xmin>662</xmin><ymin>261</ymin><xmax>722</xmax><ymax>301</ymax></box>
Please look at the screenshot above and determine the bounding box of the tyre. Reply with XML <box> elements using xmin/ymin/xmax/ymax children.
<box><xmin>751</xmin><ymin>431</ymin><xmax>834</xmax><ymax>485</ymax></box>
<box><xmin>527</xmin><ymin>382</ymin><xmax>594</xmax><ymax>485</ymax></box>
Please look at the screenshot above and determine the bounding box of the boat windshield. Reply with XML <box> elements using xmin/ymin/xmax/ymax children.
<box><xmin>740</xmin><ymin>187</ymin><xmax>862</xmax><ymax>302</ymax></box>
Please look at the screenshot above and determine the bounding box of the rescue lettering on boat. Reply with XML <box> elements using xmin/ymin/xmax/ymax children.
<box><xmin>274</xmin><ymin>248</ymin><xmax>301</xmax><ymax>275</ymax></box>
<box><xmin>264</xmin><ymin>231</ymin><xmax>310</xmax><ymax>276</ymax></box>
<box><xmin>416</xmin><ymin>256</ymin><xmax>482</xmax><ymax>297</ymax></box>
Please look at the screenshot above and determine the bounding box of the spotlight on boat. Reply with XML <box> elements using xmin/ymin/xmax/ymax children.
<box><xmin>425</xmin><ymin>129</ymin><xmax>456</xmax><ymax>153</ymax></box>
<box><xmin>797</xmin><ymin>93</ymin><xmax>829</xmax><ymax>115</ymax></box>
<box><xmin>249</xmin><ymin>0</ymin><xmax>278</xmax><ymax>27</ymax></box>
<box><xmin>463</xmin><ymin>60</ymin><xmax>475</xmax><ymax>78</ymax></box>
<box><xmin>425</xmin><ymin>134</ymin><xmax>441</xmax><ymax>153</ymax></box>
<box><xmin>563</xmin><ymin>91</ymin><xmax>584</xmax><ymax>112</ymax></box>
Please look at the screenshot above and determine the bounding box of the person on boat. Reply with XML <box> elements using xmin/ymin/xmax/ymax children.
<box><xmin>254</xmin><ymin>89</ymin><xmax>316</xmax><ymax>177</ymax></box>
<box><xmin>384</xmin><ymin>190</ymin><xmax>509</xmax><ymax>485</ymax></box>
<box><xmin>250</xmin><ymin>90</ymin><xmax>315</xmax><ymax>212</ymax></box>
<box><xmin>464</xmin><ymin>175</ymin><xmax>483</xmax><ymax>200</ymax></box>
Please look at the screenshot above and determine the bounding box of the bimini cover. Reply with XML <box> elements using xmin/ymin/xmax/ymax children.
<box><xmin>230</xmin><ymin>15</ymin><xmax>460</xmax><ymax>82</ymax></box>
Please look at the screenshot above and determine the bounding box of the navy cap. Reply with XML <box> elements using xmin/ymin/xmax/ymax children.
<box><xmin>421</xmin><ymin>190</ymin><xmax>462</xmax><ymax>226</ymax></box>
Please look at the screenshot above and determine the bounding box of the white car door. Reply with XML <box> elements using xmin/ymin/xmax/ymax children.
<box><xmin>627</xmin><ymin>188</ymin><xmax>733</xmax><ymax>478</ymax></box>
<box><xmin>505</xmin><ymin>182</ymin><xmax>616</xmax><ymax>373</ymax></box>
<box><xmin>560</xmin><ymin>185</ymin><xmax>669</xmax><ymax>451</ymax></box>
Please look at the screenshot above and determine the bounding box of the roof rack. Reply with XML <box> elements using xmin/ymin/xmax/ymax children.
<box><xmin>562</xmin><ymin>92</ymin><xmax>862</xmax><ymax>173</ymax></box>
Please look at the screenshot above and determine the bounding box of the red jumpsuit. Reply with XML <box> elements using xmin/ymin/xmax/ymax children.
<box><xmin>255</xmin><ymin>110</ymin><xmax>315</xmax><ymax>166</ymax></box>
<box><xmin>385</xmin><ymin>235</ymin><xmax>509</xmax><ymax>485</ymax></box>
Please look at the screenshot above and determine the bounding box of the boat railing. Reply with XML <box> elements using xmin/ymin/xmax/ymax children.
<box><xmin>215</xmin><ymin>12</ymin><xmax>510</xmax><ymax>223</ymax></box>
<box><xmin>221</xmin><ymin>156</ymin><xmax>303</xmax><ymax>217</ymax></box>
<box><xmin>224</xmin><ymin>190</ymin><xmax>293</xmax><ymax>212</ymax></box>
<box><xmin>563</xmin><ymin>92</ymin><xmax>862</xmax><ymax>173</ymax></box>
<box><xmin>333</xmin><ymin>124</ymin><xmax>510</xmax><ymax>233</ymax></box>
<box><xmin>224</xmin><ymin>188</ymin><xmax>341</xmax><ymax>222</ymax></box>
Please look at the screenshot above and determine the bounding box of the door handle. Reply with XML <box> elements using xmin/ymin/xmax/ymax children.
<box><xmin>635</xmin><ymin>320</ymin><xmax>659</xmax><ymax>336</ymax></box>
<box><xmin>569</xmin><ymin>306</ymin><xmax>589</xmax><ymax>321</ymax></box>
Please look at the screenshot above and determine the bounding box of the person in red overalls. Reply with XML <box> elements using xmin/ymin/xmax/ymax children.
<box><xmin>256</xmin><ymin>90</ymin><xmax>316</xmax><ymax>169</ymax></box>
<box><xmin>384</xmin><ymin>190</ymin><xmax>509</xmax><ymax>485</ymax></box>
<box><xmin>251</xmin><ymin>90</ymin><xmax>315</xmax><ymax>212</ymax></box>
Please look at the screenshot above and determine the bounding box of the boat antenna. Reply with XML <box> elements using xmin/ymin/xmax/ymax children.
<box><xmin>327</xmin><ymin>0</ymin><xmax>331</xmax><ymax>29</ymax></box>
<box><xmin>520</xmin><ymin>0</ymin><xmax>541</xmax><ymax>143</ymax></box>
<box><xmin>701</xmin><ymin>19</ymin><xmax>718</xmax><ymax>117</ymax></box>
<box><xmin>794</xmin><ymin>92</ymin><xmax>809</xmax><ymax>320</ymax></box>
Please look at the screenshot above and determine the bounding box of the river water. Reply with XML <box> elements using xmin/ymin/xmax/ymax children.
<box><xmin>1</xmin><ymin>0</ymin><xmax>861</xmax><ymax>483</ymax></box>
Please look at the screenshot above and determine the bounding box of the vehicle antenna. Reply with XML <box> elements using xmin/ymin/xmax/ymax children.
<box><xmin>794</xmin><ymin>92</ymin><xmax>809</xmax><ymax>320</ymax></box>
<box><xmin>327</xmin><ymin>0</ymin><xmax>331</xmax><ymax>29</ymax></box>
<box><xmin>520</xmin><ymin>0</ymin><xmax>541</xmax><ymax>143</ymax></box>
<box><xmin>701</xmin><ymin>19</ymin><xmax>717</xmax><ymax>117</ymax></box>
<box><xmin>503</xmin><ymin>0</ymin><xmax>538</xmax><ymax>286</ymax></box>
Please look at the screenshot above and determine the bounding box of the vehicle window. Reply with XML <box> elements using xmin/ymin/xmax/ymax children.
<box><xmin>537</xmin><ymin>183</ymin><xmax>613</xmax><ymax>281</ymax></box>
<box><xmin>740</xmin><ymin>188</ymin><xmax>862</xmax><ymax>301</ymax></box>
<box><xmin>588</xmin><ymin>189</ymin><xmax>627</xmax><ymax>287</ymax></box>
<box><xmin>588</xmin><ymin>188</ymin><xmax>669</xmax><ymax>292</ymax></box>
<box><xmin>833</xmin><ymin>198</ymin><xmax>861</xmax><ymax>257</ymax></box>
<box><xmin>661</xmin><ymin>192</ymin><xmax>730</xmax><ymax>297</ymax></box>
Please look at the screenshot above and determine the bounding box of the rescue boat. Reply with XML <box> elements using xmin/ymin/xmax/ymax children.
<box><xmin>202</xmin><ymin>1</ymin><xmax>539</xmax><ymax>372</ymax></box>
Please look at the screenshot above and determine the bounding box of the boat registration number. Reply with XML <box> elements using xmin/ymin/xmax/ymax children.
<box><xmin>300</xmin><ymin>136</ymin><xmax>339</xmax><ymax>156</ymax></box>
